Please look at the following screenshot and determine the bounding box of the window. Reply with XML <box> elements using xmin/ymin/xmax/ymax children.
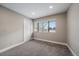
<box><xmin>34</xmin><ymin>21</ymin><xmax>38</xmax><ymax>32</ymax></box>
<box><xmin>39</xmin><ymin>21</ymin><xmax>43</xmax><ymax>32</ymax></box>
<box><xmin>48</xmin><ymin>20</ymin><xmax>56</xmax><ymax>32</ymax></box>
<box><xmin>42</xmin><ymin>21</ymin><xmax>48</xmax><ymax>32</ymax></box>
<box><xmin>34</xmin><ymin>19</ymin><xmax>56</xmax><ymax>32</ymax></box>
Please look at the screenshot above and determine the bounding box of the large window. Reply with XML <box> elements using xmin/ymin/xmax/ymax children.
<box><xmin>34</xmin><ymin>19</ymin><xmax>56</xmax><ymax>32</ymax></box>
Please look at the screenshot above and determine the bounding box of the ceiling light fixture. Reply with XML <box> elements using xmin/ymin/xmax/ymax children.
<box><xmin>32</xmin><ymin>12</ymin><xmax>35</xmax><ymax>15</ymax></box>
<box><xmin>49</xmin><ymin>6</ymin><xmax>53</xmax><ymax>9</ymax></box>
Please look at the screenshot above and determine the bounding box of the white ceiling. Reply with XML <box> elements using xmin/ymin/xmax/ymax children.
<box><xmin>1</xmin><ymin>3</ymin><xmax>71</xmax><ymax>19</ymax></box>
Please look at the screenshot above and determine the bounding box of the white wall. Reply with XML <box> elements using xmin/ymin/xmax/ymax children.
<box><xmin>0</xmin><ymin>6</ymin><xmax>33</xmax><ymax>50</ymax></box>
<box><xmin>67</xmin><ymin>4</ymin><xmax>79</xmax><ymax>55</ymax></box>
<box><xmin>24</xmin><ymin>19</ymin><xmax>33</xmax><ymax>41</ymax></box>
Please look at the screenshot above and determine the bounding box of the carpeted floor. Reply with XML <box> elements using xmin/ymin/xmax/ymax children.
<box><xmin>0</xmin><ymin>39</ymin><xmax>73</xmax><ymax>56</ymax></box>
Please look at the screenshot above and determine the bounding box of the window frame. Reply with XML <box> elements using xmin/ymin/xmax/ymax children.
<box><xmin>34</xmin><ymin>19</ymin><xmax>56</xmax><ymax>33</ymax></box>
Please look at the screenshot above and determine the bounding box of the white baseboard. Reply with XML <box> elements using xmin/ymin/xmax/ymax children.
<box><xmin>0</xmin><ymin>41</ymin><xmax>25</xmax><ymax>53</ymax></box>
<box><xmin>66</xmin><ymin>44</ymin><xmax>76</xmax><ymax>56</ymax></box>
<box><xmin>34</xmin><ymin>38</ymin><xmax>67</xmax><ymax>46</ymax></box>
<box><xmin>0</xmin><ymin>38</ymin><xmax>76</xmax><ymax>56</ymax></box>
<box><xmin>0</xmin><ymin>36</ymin><xmax>32</xmax><ymax>54</ymax></box>
<box><xmin>34</xmin><ymin>38</ymin><xmax>76</xmax><ymax>56</ymax></box>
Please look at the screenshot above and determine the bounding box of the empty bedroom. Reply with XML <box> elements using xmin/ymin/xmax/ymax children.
<box><xmin>0</xmin><ymin>3</ymin><xmax>79</xmax><ymax>56</ymax></box>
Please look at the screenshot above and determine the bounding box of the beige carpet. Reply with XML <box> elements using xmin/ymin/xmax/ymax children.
<box><xmin>0</xmin><ymin>39</ymin><xmax>72</xmax><ymax>56</ymax></box>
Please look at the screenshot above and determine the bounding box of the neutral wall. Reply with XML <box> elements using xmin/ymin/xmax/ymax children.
<box><xmin>34</xmin><ymin>13</ymin><xmax>67</xmax><ymax>43</ymax></box>
<box><xmin>0</xmin><ymin>6</ymin><xmax>33</xmax><ymax>50</ymax></box>
<box><xmin>67</xmin><ymin>4</ymin><xmax>79</xmax><ymax>55</ymax></box>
